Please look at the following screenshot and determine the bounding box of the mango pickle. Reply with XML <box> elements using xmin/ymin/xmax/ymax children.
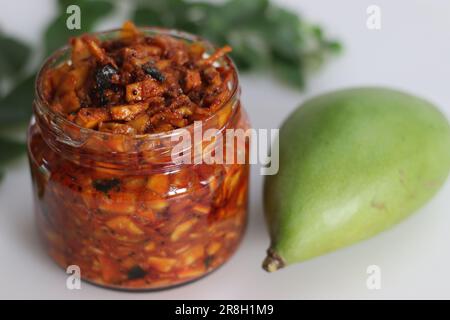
<box><xmin>28</xmin><ymin>23</ymin><xmax>250</xmax><ymax>290</ymax></box>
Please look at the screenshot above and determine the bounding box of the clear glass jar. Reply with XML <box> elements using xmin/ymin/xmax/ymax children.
<box><xmin>27</xmin><ymin>28</ymin><xmax>250</xmax><ymax>290</ymax></box>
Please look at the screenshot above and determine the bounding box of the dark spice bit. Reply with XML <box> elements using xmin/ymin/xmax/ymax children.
<box><xmin>127</xmin><ymin>265</ymin><xmax>147</xmax><ymax>280</ymax></box>
<box><xmin>95</xmin><ymin>64</ymin><xmax>119</xmax><ymax>106</ymax></box>
<box><xmin>92</xmin><ymin>178</ymin><xmax>121</xmax><ymax>194</ymax></box>
<box><xmin>95</xmin><ymin>64</ymin><xmax>118</xmax><ymax>90</ymax></box>
<box><xmin>143</xmin><ymin>64</ymin><xmax>165</xmax><ymax>82</ymax></box>
<box><xmin>98</xmin><ymin>92</ymin><xmax>109</xmax><ymax>107</ymax></box>
<box><xmin>204</xmin><ymin>255</ymin><xmax>214</xmax><ymax>268</ymax></box>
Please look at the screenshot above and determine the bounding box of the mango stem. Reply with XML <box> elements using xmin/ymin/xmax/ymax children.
<box><xmin>262</xmin><ymin>248</ymin><xmax>285</xmax><ymax>272</ymax></box>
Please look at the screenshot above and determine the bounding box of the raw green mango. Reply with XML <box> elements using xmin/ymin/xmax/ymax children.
<box><xmin>263</xmin><ymin>87</ymin><xmax>450</xmax><ymax>272</ymax></box>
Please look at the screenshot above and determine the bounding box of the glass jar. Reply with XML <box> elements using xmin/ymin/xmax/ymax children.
<box><xmin>27</xmin><ymin>28</ymin><xmax>250</xmax><ymax>290</ymax></box>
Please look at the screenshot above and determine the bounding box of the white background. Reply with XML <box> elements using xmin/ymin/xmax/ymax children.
<box><xmin>1</xmin><ymin>0</ymin><xmax>450</xmax><ymax>299</ymax></box>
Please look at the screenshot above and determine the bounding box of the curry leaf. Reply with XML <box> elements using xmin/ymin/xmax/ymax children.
<box><xmin>0</xmin><ymin>74</ymin><xmax>35</xmax><ymax>127</ymax></box>
<box><xmin>266</xmin><ymin>6</ymin><xmax>303</xmax><ymax>63</ymax></box>
<box><xmin>132</xmin><ymin>0</ymin><xmax>340</xmax><ymax>88</ymax></box>
<box><xmin>0</xmin><ymin>137</ymin><xmax>26</xmax><ymax>166</ymax></box>
<box><xmin>272</xmin><ymin>52</ymin><xmax>305</xmax><ymax>88</ymax></box>
<box><xmin>0</xmin><ymin>33</ymin><xmax>31</xmax><ymax>83</ymax></box>
<box><xmin>221</xmin><ymin>0</ymin><xmax>270</xmax><ymax>25</ymax></box>
<box><xmin>225</xmin><ymin>29</ymin><xmax>271</xmax><ymax>71</ymax></box>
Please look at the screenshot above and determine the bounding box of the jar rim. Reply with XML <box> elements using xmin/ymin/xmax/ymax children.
<box><xmin>34</xmin><ymin>26</ymin><xmax>240</xmax><ymax>143</ymax></box>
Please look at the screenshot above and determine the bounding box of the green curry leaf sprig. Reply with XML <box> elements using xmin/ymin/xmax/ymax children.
<box><xmin>133</xmin><ymin>0</ymin><xmax>341</xmax><ymax>88</ymax></box>
<box><xmin>0</xmin><ymin>32</ymin><xmax>32</xmax><ymax>180</ymax></box>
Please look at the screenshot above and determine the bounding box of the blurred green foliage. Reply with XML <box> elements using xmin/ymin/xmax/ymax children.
<box><xmin>0</xmin><ymin>0</ymin><xmax>341</xmax><ymax>182</ymax></box>
<box><xmin>0</xmin><ymin>33</ymin><xmax>30</xmax><ymax>85</ymax></box>
<box><xmin>45</xmin><ymin>0</ymin><xmax>115</xmax><ymax>55</ymax></box>
<box><xmin>133</xmin><ymin>0</ymin><xmax>341</xmax><ymax>86</ymax></box>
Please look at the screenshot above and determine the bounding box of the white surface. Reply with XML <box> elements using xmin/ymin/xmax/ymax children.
<box><xmin>1</xmin><ymin>0</ymin><xmax>450</xmax><ymax>299</ymax></box>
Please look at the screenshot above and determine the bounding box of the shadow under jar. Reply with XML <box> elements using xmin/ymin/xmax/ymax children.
<box><xmin>27</xmin><ymin>27</ymin><xmax>250</xmax><ymax>290</ymax></box>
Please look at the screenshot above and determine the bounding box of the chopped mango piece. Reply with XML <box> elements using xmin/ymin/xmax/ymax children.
<box><xmin>110</xmin><ymin>103</ymin><xmax>148</xmax><ymax>121</ymax></box>
<box><xmin>171</xmin><ymin>219</ymin><xmax>197</xmax><ymax>242</ymax></box>
<box><xmin>99</xmin><ymin>193</ymin><xmax>137</xmax><ymax>215</ymax></box>
<box><xmin>192</xmin><ymin>203</ymin><xmax>211</xmax><ymax>215</ymax></box>
<box><xmin>98</xmin><ymin>122</ymin><xmax>136</xmax><ymax>135</ymax></box>
<box><xmin>144</xmin><ymin>242</ymin><xmax>156</xmax><ymax>252</ymax></box>
<box><xmin>206</xmin><ymin>242</ymin><xmax>222</xmax><ymax>256</ymax></box>
<box><xmin>98</xmin><ymin>255</ymin><xmax>122</xmax><ymax>283</ymax></box>
<box><xmin>127</xmin><ymin>113</ymin><xmax>150</xmax><ymax>133</ymax></box>
<box><xmin>147</xmin><ymin>256</ymin><xmax>177</xmax><ymax>273</ymax></box>
<box><xmin>125</xmin><ymin>79</ymin><xmax>164</xmax><ymax>102</ymax></box>
<box><xmin>181</xmin><ymin>244</ymin><xmax>205</xmax><ymax>266</ymax></box>
<box><xmin>184</xmin><ymin>70</ymin><xmax>202</xmax><ymax>92</ymax></box>
<box><xmin>178</xmin><ymin>265</ymin><xmax>206</xmax><ymax>279</ymax></box>
<box><xmin>146</xmin><ymin>174</ymin><xmax>169</xmax><ymax>195</ymax></box>
<box><xmin>106</xmin><ymin>216</ymin><xmax>143</xmax><ymax>235</ymax></box>
<box><xmin>74</xmin><ymin>108</ymin><xmax>110</xmax><ymax>129</ymax></box>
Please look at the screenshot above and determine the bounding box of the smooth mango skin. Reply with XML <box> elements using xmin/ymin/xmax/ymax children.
<box><xmin>264</xmin><ymin>87</ymin><xmax>450</xmax><ymax>269</ymax></box>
